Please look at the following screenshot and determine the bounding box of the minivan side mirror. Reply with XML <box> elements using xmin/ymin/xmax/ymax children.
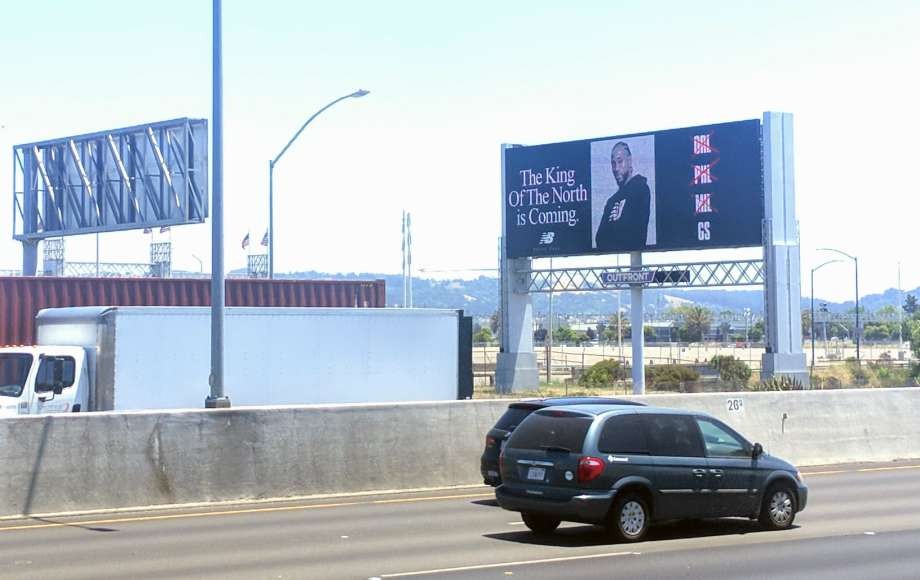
<box><xmin>752</xmin><ymin>442</ymin><xmax>764</xmax><ymax>459</ymax></box>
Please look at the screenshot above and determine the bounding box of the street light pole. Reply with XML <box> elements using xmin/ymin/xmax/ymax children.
<box><xmin>268</xmin><ymin>89</ymin><xmax>369</xmax><ymax>279</ymax></box>
<box><xmin>818</xmin><ymin>248</ymin><xmax>860</xmax><ymax>364</ymax></box>
<box><xmin>810</xmin><ymin>259</ymin><xmax>842</xmax><ymax>377</ymax></box>
<box><xmin>206</xmin><ymin>0</ymin><xmax>229</xmax><ymax>408</ymax></box>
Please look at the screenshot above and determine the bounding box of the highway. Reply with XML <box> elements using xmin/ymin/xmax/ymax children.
<box><xmin>0</xmin><ymin>461</ymin><xmax>918</xmax><ymax>579</ymax></box>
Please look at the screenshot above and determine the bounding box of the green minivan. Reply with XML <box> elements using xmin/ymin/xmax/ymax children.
<box><xmin>495</xmin><ymin>404</ymin><xmax>807</xmax><ymax>542</ymax></box>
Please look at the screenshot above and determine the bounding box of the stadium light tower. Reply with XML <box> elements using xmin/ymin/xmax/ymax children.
<box><xmin>268</xmin><ymin>89</ymin><xmax>369</xmax><ymax>278</ymax></box>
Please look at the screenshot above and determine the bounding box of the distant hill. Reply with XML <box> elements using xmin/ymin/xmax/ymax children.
<box><xmin>256</xmin><ymin>270</ymin><xmax>918</xmax><ymax>319</ymax></box>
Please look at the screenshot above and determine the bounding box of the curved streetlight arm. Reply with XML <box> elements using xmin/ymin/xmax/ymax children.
<box><xmin>811</xmin><ymin>259</ymin><xmax>843</xmax><ymax>276</ymax></box>
<box><xmin>268</xmin><ymin>89</ymin><xmax>369</xmax><ymax>279</ymax></box>
<box><xmin>817</xmin><ymin>247</ymin><xmax>855</xmax><ymax>262</ymax></box>
<box><xmin>272</xmin><ymin>89</ymin><xmax>369</xmax><ymax>167</ymax></box>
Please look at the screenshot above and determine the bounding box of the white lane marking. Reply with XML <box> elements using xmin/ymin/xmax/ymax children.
<box><xmin>377</xmin><ymin>551</ymin><xmax>639</xmax><ymax>577</ymax></box>
<box><xmin>0</xmin><ymin>492</ymin><xmax>494</xmax><ymax>533</ymax></box>
<box><xmin>864</xmin><ymin>531</ymin><xmax>876</xmax><ymax>535</ymax></box>
<box><xmin>507</xmin><ymin>521</ymin><xmax>525</xmax><ymax>526</ymax></box>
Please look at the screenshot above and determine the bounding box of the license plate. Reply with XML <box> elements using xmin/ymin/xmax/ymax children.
<box><xmin>526</xmin><ymin>466</ymin><xmax>546</xmax><ymax>481</ymax></box>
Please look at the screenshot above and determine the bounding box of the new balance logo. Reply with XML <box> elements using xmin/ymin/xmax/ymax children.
<box><xmin>539</xmin><ymin>232</ymin><xmax>555</xmax><ymax>245</ymax></box>
<box><xmin>608</xmin><ymin>199</ymin><xmax>627</xmax><ymax>222</ymax></box>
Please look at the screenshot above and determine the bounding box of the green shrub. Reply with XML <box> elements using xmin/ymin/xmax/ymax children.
<box><xmin>646</xmin><ymin>364</ymin><xmax>700</xmax><ymax>392</ymax></box>
<box><xmin>580</xmin><ymin>359</ymin><xmax>627</xmax><ymax>389</ymax></box>
<box><xmin>709</xmin><ymin>355</ymin><xmax>752</xmax><ymax>388</ymax></box>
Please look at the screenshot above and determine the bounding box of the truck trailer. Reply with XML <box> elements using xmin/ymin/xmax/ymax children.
<box><xmin>0</xmin><ymin>306</ymin><xmax>472</xmax><ymax>416</ymax></box>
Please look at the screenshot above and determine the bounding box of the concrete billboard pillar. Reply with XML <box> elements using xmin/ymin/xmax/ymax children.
<box><xmin>761</xmin><ymin>112</ymin><xmax>808</xmax><ymax>385</ymax></box>
<box><xmin>496</xmin><ymin>144</ymin><xmax>539</xmax><ymax>393</ymax></box>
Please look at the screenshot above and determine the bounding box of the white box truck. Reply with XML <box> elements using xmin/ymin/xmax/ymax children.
<box><xmin>0</xmin><ymin>306</ymin><xmax>472</xmax><ymax>416</ymax></box>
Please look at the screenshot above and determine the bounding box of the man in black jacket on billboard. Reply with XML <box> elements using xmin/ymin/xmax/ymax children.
<box><xmin>594</xmin><ymin>141</ymin><xmax>650</xmax><ymax>251</ymax></box>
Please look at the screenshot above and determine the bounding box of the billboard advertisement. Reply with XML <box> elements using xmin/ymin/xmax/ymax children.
<box><xmin>504</xmin><ymin>119</ymin><xmax>763</xmax><ymax>258</ymax></box>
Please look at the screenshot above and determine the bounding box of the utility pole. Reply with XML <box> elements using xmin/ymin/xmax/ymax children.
<box><xmin>547</xmin><ymin>258</ymin><xmax>553</xmax><ymax>384</ymax></box>
<box><xmin>898</xmin><ymin>261</ymin><xmax>903</xmax><ymax>348</ymax></box>
<box><xmin>206</xmin><ymin>0</ymin><xmax>230</xmax><ymax>408</ymax></box>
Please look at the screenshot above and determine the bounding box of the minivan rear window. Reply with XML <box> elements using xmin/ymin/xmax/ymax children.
<box><xmin>494</xmin><ymin>406</ymin><xmax>537</xmax><ymax>431</ymax></box>
<box><xmin>506</xmin><ymin>411</ymin><xmax>592</xmax><ymax>453</ymax></box>
<box><xmin>598</xmin><ymin>414</ymin><xmax>649</xmax><ymax>454</ymax></box>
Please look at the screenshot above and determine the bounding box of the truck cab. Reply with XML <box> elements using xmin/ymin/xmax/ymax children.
<box><xmin>0</xmin><ymin>346</ymin><xmax>89</xmax><ymax>416</ymax></box>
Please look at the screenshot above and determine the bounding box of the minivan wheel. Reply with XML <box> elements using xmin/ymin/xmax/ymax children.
<box><xmin>608</xmin><ymin>493</ymin><xmax>650</xmax><ymax>542</ymax></box>
<box><xmin>521</xmin><ymin>512</ymin><xmax>561</xmax><ymax>534</ymax></box>
<box><xmin>759</xmin><ymin>484</ymin><xmax>797</xmax><ymax>530</ymax></box>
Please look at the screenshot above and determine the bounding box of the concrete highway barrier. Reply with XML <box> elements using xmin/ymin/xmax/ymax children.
<box><xmin>1</xmin><ymin>388</ymin><xmax>918</xmax><ymax>517</ymax></box>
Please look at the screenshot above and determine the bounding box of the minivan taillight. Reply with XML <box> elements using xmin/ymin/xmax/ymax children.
<box><xmin>578</xmin><ymin>456</ymin><xmax>605</xmax><ymax>483</ymax></box>
<box><xmin>486</xmin><ymin>435</ymin><xmax>498</xmax><ymax>449</ymax></box>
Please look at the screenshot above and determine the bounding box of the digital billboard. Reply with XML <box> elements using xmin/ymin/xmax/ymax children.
<box><xmin>504</xmin><ymin>119</ymin><xmax>763</xmax><ymax>258</ymax></box>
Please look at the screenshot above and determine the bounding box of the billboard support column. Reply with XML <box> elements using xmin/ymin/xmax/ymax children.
<box><xmin>496</xmin><ymin>144</ymin><xmax>538</xmax><ymax>393</ymax></box>
<box><xmin>761</xmin><ymin>112</ymin><xmax>808</xmax><ymax>385</ymax></box>
<box><xmin>22</xmin><ymin>241</ymin><xmax>38</xmax><ymax>276</ymax></box>
<box><xmin>630</xmin><ymin>251</ymin><xmax>645</xmax><ymax>394</ymax></box>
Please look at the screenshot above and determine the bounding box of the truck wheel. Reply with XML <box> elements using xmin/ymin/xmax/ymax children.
<box><xmin>521</xmin><ymin>512</ymin><xmax>560</xmax><ymax>534</ymax></box>
<box><xmin>608</xmin><ymin>493</ymin><xmax>650</xmax><ymax>542</ymax></box>
<box><xmin>759</xmin><ymin>484</ymin><xmax>797</xmax><ymax>530</ymax></box>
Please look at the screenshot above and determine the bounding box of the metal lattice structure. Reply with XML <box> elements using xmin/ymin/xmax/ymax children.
<box><xmin>42</xmin><ymin>238</ymin><xmax>65</xmax><ymax>276</ymax></box>
<box><xmin>150</xmin><ymin>242</ymin><xmax>172</xmax><ymax>278</ymax></box>
<box><xmin>13</xmin><ymin>118</ymin><xmax>208</xmax><ymax>241</ymax></box>
<box><xmin>522</xmin><ymin>259</ymin><xmax>765</xmax><ymax>293</ymax></box>
<box><xmin>63</xmin><ymin>262</ymin><xmax>154</xmax><ymax>278</ymax></box>
<box><xmin>247</xmin><ymin>254</ymin><xmax>268</xmax><ymax>279</ymax></box>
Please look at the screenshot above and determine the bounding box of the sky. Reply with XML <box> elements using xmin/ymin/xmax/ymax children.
<box><xmin>0</xmin><ymin>0</ymin><xmax>918</xmax><ymax>302</ymax></box>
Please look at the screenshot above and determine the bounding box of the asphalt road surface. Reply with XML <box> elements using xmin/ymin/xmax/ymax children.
<box><xmin>1</xmin><ymin>460</ymin><xmax>918</xmax><ymax>579</ymax></box>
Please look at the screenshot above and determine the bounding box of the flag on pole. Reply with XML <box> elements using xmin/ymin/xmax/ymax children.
<box><xmin>260</xmin><ymin>230</ymin><xmax>268</xmax><ymax>246</ymax></box>
<box><xmin>241</xmin><ymin>232</ymin><xmax>250</xmax><ymax>249</ymax></box>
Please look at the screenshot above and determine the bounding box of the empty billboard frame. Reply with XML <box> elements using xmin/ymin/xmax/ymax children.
<box><xmin>13</xmin><ymin>118</ymin><xmax>208</xmax><ymax>240</ymax></box>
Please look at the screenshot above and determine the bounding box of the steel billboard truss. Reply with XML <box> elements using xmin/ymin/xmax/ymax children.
<box><xmin>521</xmin><ymin>259</ymin><xmax>765</xmax><ymax>293</ymax></box>
<box><xmin>13</xmin><ymin>118</ymin><xmax>208</xmax><ymax>241</ymax></box>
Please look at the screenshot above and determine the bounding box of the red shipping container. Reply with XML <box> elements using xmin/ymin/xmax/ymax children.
<box><xmin>0</xmin><ymin>277</ymin><xmax>385</xmax><ymax>346</ymax></box>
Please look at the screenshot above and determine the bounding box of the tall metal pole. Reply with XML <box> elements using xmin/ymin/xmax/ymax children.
<box><xmin>268</xmin><ymin>89</ymin><xmax>369</xmax><ymax>279</ymax></box>
<box><xmin>207</xmin><ymin>0</ymin><xmax>229</xmax><ymax>408</ymax></box>
<box><xmin>898</xmin><ymin>262</ymin><xmax>903</xmax><ymax>348</ymax></box>
<box><xmin>855</xmin><ymin>257</ymin><xmax>860</xmax><ymax>363</ymax></box>
<box><xmin>809</xmin><ymin>259</ymin><xmax>841</xmax><ymax>376</ymax></box>
<box><xmin>547</xmin><ymin>258</ymin><xmax>553</xmax><ymax>384</ymax></box>
<box><xmin>268</xmin><ymin>160</ymin><xmax>274</xmax><ymax>278</ymax></box>
<box><xmin>818</xmin><ymin>248</ymin><xmax>859</xmax><ymax>364</ymax></box>
<box><xmin>810</xmin><ymin>268</ymin><xmax>815</xmax><ymax>376</ymax></box>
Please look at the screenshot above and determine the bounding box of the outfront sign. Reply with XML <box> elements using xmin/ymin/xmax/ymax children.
<box><xmin>504</xmin><ymin>119</ymin><xmax>763</xmax><ymax>258</ymax></box>
<box><xmin>600</xmin><ymin>271</ymin><xmax>655</xmax><ymax>285</ymax></box>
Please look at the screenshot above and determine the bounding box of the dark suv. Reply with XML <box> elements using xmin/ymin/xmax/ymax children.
<box><xmin>481</xmin><ymin>397</ymin><xmax>644</xmax><ymax>486</ymax></box>
<box><xmin>495</xmin><ymin>404</ymin><xmax>807</xmax><ymax>542</ymax></box>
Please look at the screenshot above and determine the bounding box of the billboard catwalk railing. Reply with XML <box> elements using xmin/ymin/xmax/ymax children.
<box><xmin>523</xmin><ymin>259</ymin><xmax>765</xmax><ymax>293</ymax></box>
